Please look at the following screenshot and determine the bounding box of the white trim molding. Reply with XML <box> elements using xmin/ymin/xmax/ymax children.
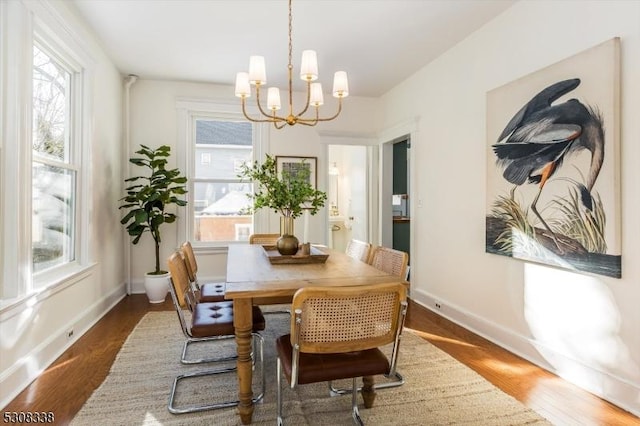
<box><xmin>411</xmin><ymin>289</ymin><xmax>640</xmax><ymax>418</ymax></box>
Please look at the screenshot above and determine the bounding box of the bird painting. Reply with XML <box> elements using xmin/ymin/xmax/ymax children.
<box><xmin>485</xmin><ymin>38</ymin><xmax>621</xmax><ymax>278</ymax></box>
<box><xmin>491</xmin><ymin>78</ymin><xmax>605</xmax><ymax>255</ymax></box>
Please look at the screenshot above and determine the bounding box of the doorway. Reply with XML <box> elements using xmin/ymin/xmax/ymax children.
<box><xmin>381</xmin><ymin>135</ymin><xmax>411</xmax><ymax>260</ymax></box>
<box><xmin>326</xmin><ymin>145</ymin><xmax>370</xmax><ymax>251</ymax></box>
<box><xmin>392</xmin><ymin>139</ymin><xmax>410</xmax><ymax>258</ymax></box>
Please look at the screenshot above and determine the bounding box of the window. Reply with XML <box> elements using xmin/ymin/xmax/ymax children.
<box><xmin>176</xmin><ymin>100</ymin><xmax>267</xmax><ymax>248</ymax></box>
<box><xmin>32</xmin><ymin>44</ymin><xmax>77</xmax><ymax>274</ymax></box>
<box><xmin>193</xmin><ymin>119</ymin><xmax>253</xmax><ymax>242</ymax></box>
<box><xmin>1</xmin><ymin>1</ymin><xmax>91</xmax><ymax>304</ymax></box>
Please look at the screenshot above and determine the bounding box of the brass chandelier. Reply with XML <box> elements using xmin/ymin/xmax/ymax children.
<box><xmin>234</xmin><ymin>0</ymin><xmax>349</xmax><ymax>128</ymax></box>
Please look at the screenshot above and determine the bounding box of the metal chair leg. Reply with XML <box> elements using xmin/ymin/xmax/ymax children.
<box><xmin>351</xmin><ymin>377</ymin><xmax>364</xmax><ymax>426</ymax></box>
<box><xmin>252</xmin><ymin>333</ymin><xmax>266</xmax><ymax>403</ymax></box>
<box><xmin>329</xmin><ymin>371</ymin><xmax>404</xmax><ymax>396</ymax></box>
<box><xmin>168</xmin><ymin>367</ymin><xmax>238</xmax><ymax>414</ymax></box>
<box><xmin>277</xmin><ymin>357</ymin><xmax>284</xmax><ymax>426</ymax></box>
<box><xmin>169</xmin><ymin>333</ymin><xmax>265</xmax><ymax>414</ymax></box>
<box><xmin>181</xmin><ymin>334</ymin><xmax>237</xmax><ymax>364</ymax></box>
<box><xmin>264</xmin><ymin>310</ymin><xmax>291</xmax><ymax>315</ymax></box>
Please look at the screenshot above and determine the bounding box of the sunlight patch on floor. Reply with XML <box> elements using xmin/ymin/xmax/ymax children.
<box><xmin>477</xmin><ymin>357</ymin><xmax>539</xmax><ymax>376</ymax></box>
<box><xmin>405</xmin><ymin>327</ymin><xmax>477</xmax><ymax>349</ymax></box>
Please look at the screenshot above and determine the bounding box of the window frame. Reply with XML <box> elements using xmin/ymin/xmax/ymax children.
<box><xmin>176</xmin><ymin>99</ymin><xmax>269</xmax><ymax>250</ymax></box>
<box><xmin>0</xmin><ymin>0</ymin><xmax>93</xmax><ymax>307</ymax></box>
<box><xmin>31</xmin><ymin>37</ymin><xmax>81</xmax><ymax>281</ymax></box>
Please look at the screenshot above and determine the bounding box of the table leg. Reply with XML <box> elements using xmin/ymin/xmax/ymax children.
<box><xmin>361</xmin><ymin>375</ymin><xmax>376</xmax><ymax>408</ymax></box>
<box><xmin>234</xmin><ymin>298</ymin><xmax>254</xmax><ymax>424</ymax></box>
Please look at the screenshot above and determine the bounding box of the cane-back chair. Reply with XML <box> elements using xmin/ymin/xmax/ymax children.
<box><xmin>249</xmin><ymin>233</ymin><xmax>280</xmax><ymax>245</ymax></box>
<box><xmin>345</xmin><ymin>239</ymin><xmax>372</xmax><ymax>263</ymax></box>
<box><xmin>276</xmin><ymin>282</ymin><xmax>408</xmax><ymax>425</ymax></box>
<box><xmin>369</xmin><ymin>246</ymin><xmax>409</xmax><ymax>279</ymax></box>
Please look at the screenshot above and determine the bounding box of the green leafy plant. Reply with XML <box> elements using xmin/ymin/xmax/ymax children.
<box><xmin>238</xmin><ymin>154</ymin><xmax>326</xmax><ymax>219</ymax></box>
<box><xmin>119</xmin><ymin>144</ymin><xmax>187</xmax><ymax>274</ymax></box>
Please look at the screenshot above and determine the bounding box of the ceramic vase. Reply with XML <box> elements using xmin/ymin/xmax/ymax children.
<box><xmin>144</xmin><ymin>272</ymin><xmax>170</xmax><ymax>303</ymax></box>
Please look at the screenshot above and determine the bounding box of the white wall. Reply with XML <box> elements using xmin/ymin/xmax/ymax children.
<box><xmin>128</xmin><ymin>79</ymin><xmax>379</xmax><ymax>288</ymax></box>
<box><xmin>0</xmin><ymin>0</ymin><xmax>125</xmax><ymax>408</ymax></box>
<box><xmin>379</xmin><ymin>0</ymin><xmax>640</xmax><ymax>415</ymax></box>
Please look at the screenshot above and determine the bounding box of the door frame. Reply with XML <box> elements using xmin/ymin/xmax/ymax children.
<box><xmin>318</xmin><ymin>131</ymin><xmax>379</xmax><ymax>247</ymax></box>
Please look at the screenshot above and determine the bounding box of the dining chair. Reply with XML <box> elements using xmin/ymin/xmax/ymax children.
<box><xmin>275</xmin><ymin>282</ymin><xmax>408</xmax><ymax>425</ymax></box>
<box><xmin>249</xmin><ymin>233</ymin><xmax>280</xmax><ymax>245</ymax></box>
<box><xmin>180</xmin><ymin>241</ymin><xmax>226</xmax><ymax>303</ymax></box>
<box><xmin>345</xmin><ymin>239</ymin><xmax>372</xmax><ymax>263</ymax></box>
<box><xmin>166</xmin><ymin>251</ymin><xmax>266</xmax><ymax>414</ymax></box>
<box><xmin>369</xmin><ymin>246</ymin><xmax>409</xmax><ymax>280</ymax></box>
<box><xmin>334</xmin><ymin>245</ymin><xmax>409</xmax><ymax>395</ymax></box>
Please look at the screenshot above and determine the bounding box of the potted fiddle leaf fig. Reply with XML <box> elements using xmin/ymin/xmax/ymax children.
<box><xmin>119</xmin><ymin>144</ymin><xmax>187</xmax><ymax>303</ymax></box>
<box><xmin>238</xmin><ymin>154</ymin><xmax>326</xmax><ymax>255</ymax></box>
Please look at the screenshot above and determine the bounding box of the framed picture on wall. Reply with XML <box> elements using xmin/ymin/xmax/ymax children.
<box><xmin>485</xmin><ymin>37</ymin><xmax>621</xmax><ymax>278</ymax></box>
<box><xmin>276</xmin><ymin>156</ymin><xmax>317</xmax><ymax>189</ymax></box>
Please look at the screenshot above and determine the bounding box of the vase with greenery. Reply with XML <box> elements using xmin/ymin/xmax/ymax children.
<box><xmin>119</xmin><ymin>144</ymin><xmax>187</xmax><ymax>301</ymax></box>
<box><xmin>239</xmin><ymin>154</ymin><xmax>326</xmax><ymax>254</ymax></box>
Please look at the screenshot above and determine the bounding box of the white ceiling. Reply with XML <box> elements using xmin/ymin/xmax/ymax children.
<box><xmin>71</xmin><ymin>0</ymin><xmax>514</xmax><ymax>98</ymax></box>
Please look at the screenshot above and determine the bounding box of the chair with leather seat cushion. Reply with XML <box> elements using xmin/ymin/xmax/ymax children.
<box><xmin>168</xmin><ymin>251</ymin><xmax>265</xmax><ymax>363</ymax></box>
<box><xmin>276</xmin><ymin>282</ymin><xmax>407</xmax><ymax>425</ymax></box>
<box><xmin>328</xmin><ymin>246</ymin><xmax>409</xmax><ymax>397</ymax></box>
<box><xmin>166</xmin><ymin>251</ymin><xmax>265</xmax><ymax>414</ymax></box>
<box><xmin>180</xmin><ymin>241</ymin><xmax>226</xmax><ymax>303</ymax></box>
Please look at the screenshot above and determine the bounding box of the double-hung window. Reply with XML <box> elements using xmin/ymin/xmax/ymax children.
<box><xmin>193</xmin><ymin>118</ymin><xmax>253</xmax><ymax>242</ymax></box>
<box><xmin>31</xmin><ymin>43</ymin><xmax>78</xmax><ymax>275</ymax></box>
<box><xmin>1</xmin><ymin>1</ymin><xmax>91</xmax><ymax>304</ymax></box>
<box><xmin>177</xmin><ymin>100</ymin><xmax>267</xmax><ymax>247</ymax></box>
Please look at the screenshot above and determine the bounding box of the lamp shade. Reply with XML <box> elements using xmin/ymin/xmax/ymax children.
<box><xmin>249</xmin><ymin>56</ymin><xmax>267</xmax><ymax>84</ymax></box>
<box><xmin>267</xmin><ymin>87</ymin><xmax>282</xmax><ymax>110</ymax></box>
<box><xmin>235</xmin><ymin>72</ymin><xmax>251</xmax><ymax>98</ymax></box>
<box><xmin>332</xmin><ymin>71</ymin><xmax>349</xmax><ymax>98</ymax></box>
<box><xmin>309</xmin><ymin>83</ymin><xmax>324</xmax><ymax>106</ymax></box>
<box><xmin>300</xmin><ymin>50</ymin><xmax>318</xmax><ymax>81</ymax></box>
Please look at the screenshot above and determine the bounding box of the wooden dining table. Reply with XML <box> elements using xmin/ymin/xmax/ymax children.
<box><xmin>225</xmin><ymin>244</ymin><xmax>405</xmax><ymax>424</ymax></box>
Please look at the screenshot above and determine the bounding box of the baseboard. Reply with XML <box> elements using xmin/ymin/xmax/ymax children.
<box><xmin>411</xmin><ymin>288</ymin><xmax>640</xmax><ymax>417</ymax></box>
<box><xmin>0</xmin><ymin>283</ymin><xmax>127</xmax><ymax>409</ymax></box>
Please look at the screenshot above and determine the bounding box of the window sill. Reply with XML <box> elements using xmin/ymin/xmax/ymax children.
<box><xmin>190</xmin><ymin>241</ymin><xmax>254</xmax><ymax>254</ymax></box>
<box><xmin>0</xmin><ymin>262</ymin><xmax>97</xmax><ymax>320</ymax></box>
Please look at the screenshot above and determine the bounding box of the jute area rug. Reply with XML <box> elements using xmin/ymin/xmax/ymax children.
<box><xmin>71</xmin><ymin>310</ymin><xmax>551</xmax><ymax>425</ymax></box>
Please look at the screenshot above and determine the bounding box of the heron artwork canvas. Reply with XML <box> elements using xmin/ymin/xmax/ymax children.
<box><xmin>485</xmin><ymin>38</ymin><xmax>621</xmax><ymax>278</ymax></box>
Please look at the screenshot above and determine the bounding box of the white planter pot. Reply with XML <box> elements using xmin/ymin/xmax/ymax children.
<box><xmin>144</xmin><ymin>272</ymin><xmax>170</xmax><ymax>303</ymax></box>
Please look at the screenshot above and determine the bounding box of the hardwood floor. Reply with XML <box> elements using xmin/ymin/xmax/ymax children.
<box><xmin>4</xmin><ymin>295</ymin><xmax>639</xmax><ymax>425</ymax></box>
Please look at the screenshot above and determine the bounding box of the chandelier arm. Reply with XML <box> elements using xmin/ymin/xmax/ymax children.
<box><xmin>294</xmin><ymin>79</ymin><xmax>312</xmax><ymax>118</ymax></box>
<box><xmin>295</xmin><ymin>106</ymin><xmax>319</xmax><ymax>126</ymax></box>
<box><xmin>297</xmin><ymin>120</ymin><xmax>319</xmax><ymax>127</ymax></box>
<box><xmin>311</xmin><ymin>97</ymin><xmax>343</xmax><ymax>122</ymax></box>
<box><xmin>241</xmin><ymin>97</ymin><xmax>282</xmax><ymax>123</ymax></box>
<box><xmin>255</xmin><ymin>84</ymin><xmax>286</xmax><ymax>123</ymax></box>
<box><xmin>273</xmin><ymin>113</ymin><xmax>287</xmax><ymax>129</ymax></box>
<box><xmin>297</xmin><ymin>98</ymin><xmax>343</xmax><ymax>124</ymax></box>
